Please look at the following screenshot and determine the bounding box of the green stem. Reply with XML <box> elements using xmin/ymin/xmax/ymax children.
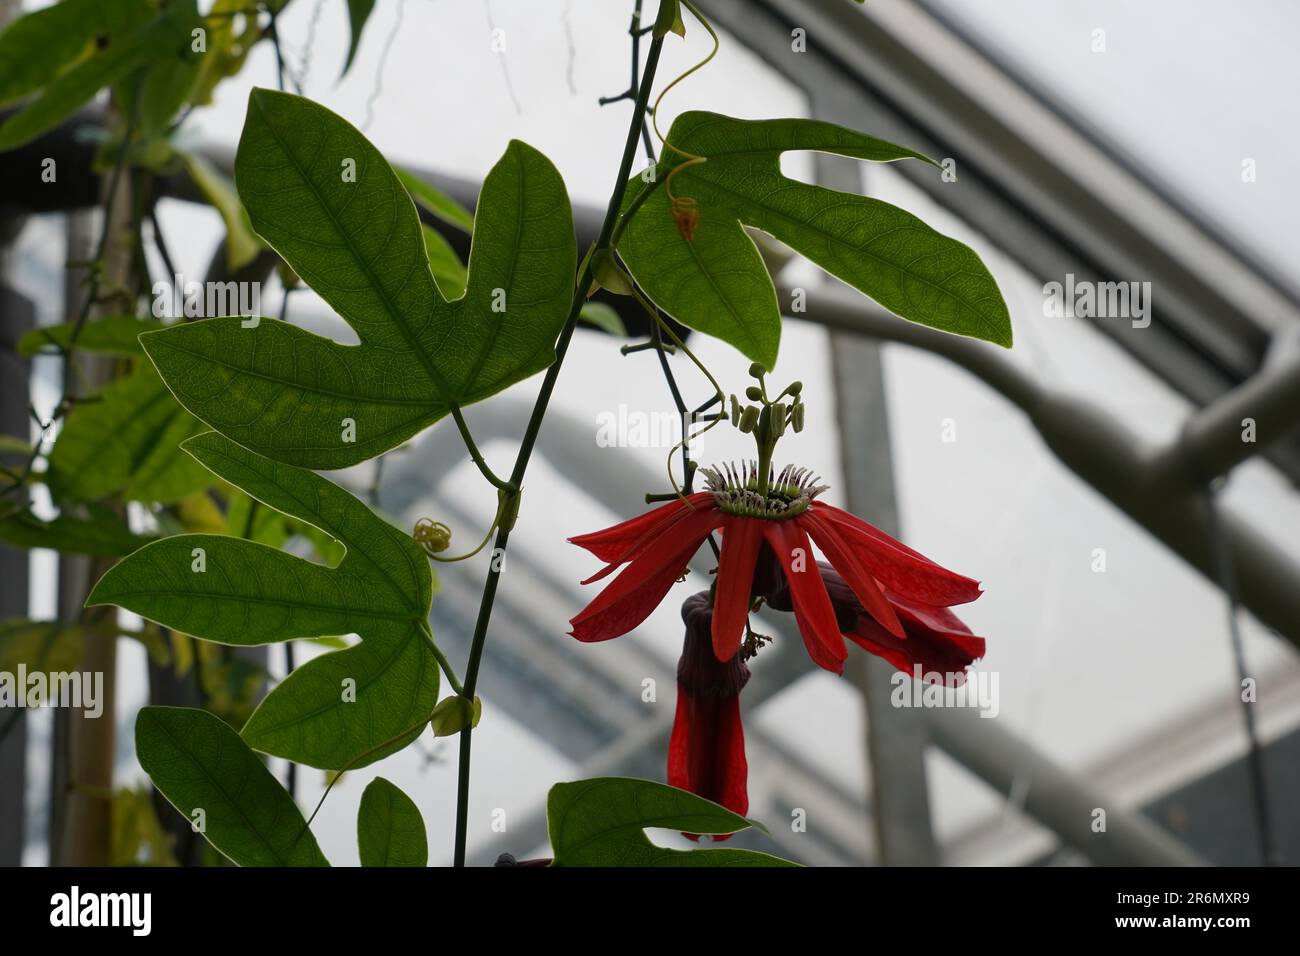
<box><xmin>756</xmin><ymin>433</ymin><xmax>774</xmax><ymax>498</ymax></box>
<box><xmin>608</xmin><ymin>173</ymin><xmax>665</xmax><ymax>249</ymax></box>
<box><xmin>451</xmin><ymin>27</ymin><xmax>668</xmax><ymax>869</ymax></box>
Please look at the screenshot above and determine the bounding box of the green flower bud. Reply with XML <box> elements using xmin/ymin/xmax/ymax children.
<box><xmin>429</xmin><ymin>695</ymin><xmax>483</xmax><ymax>737</ymax></box>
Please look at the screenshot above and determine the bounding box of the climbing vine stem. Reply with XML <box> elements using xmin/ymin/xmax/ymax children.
<box><xmin>450</xmin><ymin>15</ymin><xmax>670</xmax><ymax>869</ymax></box>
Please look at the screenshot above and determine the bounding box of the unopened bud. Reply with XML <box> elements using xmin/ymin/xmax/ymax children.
<box><xmin>429</xmin><ymin>695</ymin><xmax>483</xmax><ymax>737</ymax></box>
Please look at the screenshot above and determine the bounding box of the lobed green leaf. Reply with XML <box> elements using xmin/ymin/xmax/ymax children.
<box><xmin>618</xmin><ymin>112</ymin><xmax>1012</xmax><ymax>367</ymax></box>
<box><xmin>141</xmin><ymin>88</ymin><xmax>576</xmax><ymax>469</ymax></box>
<box><xmin>88</xmin><ymin>431</ymin><xmax>441</xmax><ymax>770</ymax></box>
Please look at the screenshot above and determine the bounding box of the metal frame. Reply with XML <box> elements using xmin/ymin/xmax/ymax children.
<box><xmin>799</xmin><ymin>282</ymin><xmax>1300</xmax><ymax>651</ymax></box>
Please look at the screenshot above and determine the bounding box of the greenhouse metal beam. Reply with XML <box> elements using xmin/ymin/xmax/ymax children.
<box><xmin>1178</xmin><ymin>353</ymin><xmax>1300</xmax><ymax>480</ymax></box>
<box><xmin>926</xmin><ymin>706</ymin><xmax>1206</xmax><ymax>867</ymax></box>
<box><xmin>811</xmin><ymin>90</ymin><xmax>939</xmax><ymax>866</ymax></box>
<box><xmin>831</xmin><ymin>332</ymin><xmax>940</xmax><ymax>866</ymax></box>
<box><xmin>795</xmin><ymin>281</ymin><xmax>1300</xmax><ymax>651</ymax></box>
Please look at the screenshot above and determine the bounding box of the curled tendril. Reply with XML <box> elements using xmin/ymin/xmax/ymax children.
<box><xmin>414</xmin><ymin>485</ymin><xmax>520</xmax><ymax>564</ymax></box>
<box><xmin>413</xmin><ymin>518</ymin><xmax>452</xmax><ymax>556</ymax></box>
<box><xmin>651</xmin><ymin>0</ymin><xmax>720</xmax><ymax>240</ymax></box>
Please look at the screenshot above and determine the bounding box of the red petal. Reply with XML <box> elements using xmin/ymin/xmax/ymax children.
<box><xmin>762</xmin><ymin>521</ymin><xmax>847</xmax><ymax>674</ymax></box>
<box><xmin>569</xmin><ymin>507</ymin><xmax>722</xmax><ymax>642</ymax></box>
<box><xmin>786</xmin><ymin>601</ymin><xmax>849</xmax><ymax>676</ymax></box>
<box><xmin>710</xmin><ymin>517</ymin><xmax>763</xmax><ymax>662</ymax></box>
<box><xmin>847</xmin><ymin>592</ymin><xmax>986</xmax><ymax>684</ymax></box>
<box><xmin>800</xmin><ymin>511</ymin><xmax>905</xmax><ymax>639</ymax></box>
<box><xmin>811</xmin><ymin>503</ymin><xmax>982</xmax><ymax>606</ymax></box>
<box><xmin>569</xmin><ymin>493</ymin><xmax>714</xmax><ymax>563</ymax></box>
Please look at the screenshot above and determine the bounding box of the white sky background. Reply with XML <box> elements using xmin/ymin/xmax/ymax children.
<box><xmin>12</xmin><ymin>0</ymin><xmax>1300</xmax><ymax>865</ymax></box>
<box><xmin>925</xmin><ymin>0</ymin><xmax>1300</xmax><ymax>283</ymax></box>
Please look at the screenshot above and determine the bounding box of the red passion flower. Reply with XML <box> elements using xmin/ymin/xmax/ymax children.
<box><xmin>569</xmin><ymin>463</ymin><xmax>984</xmax><ymax>677</ymax></box>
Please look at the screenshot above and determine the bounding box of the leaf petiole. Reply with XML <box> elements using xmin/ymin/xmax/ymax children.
<box><xmin>419</xmin><ymin>620</ymin><xmax>464</xmax><ymax>697</ymax></box>
<box><xmin>450</xmin><ymin>404</ymin><xmax>514</xmax><ymax>492</ymax></box>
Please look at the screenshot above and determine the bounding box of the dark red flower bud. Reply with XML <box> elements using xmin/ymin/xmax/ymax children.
<box><xmin>669</xmin><ymin>592</ymin><xmax>750</xmax><ymax>838</ymax></box>
<box><xmin>766</xmin><ymin>561</ymin><xmax>985</xmax><ymax>685</ymax></box>
<box><xmin>750</xmin><ymin>539</ymin><xmax>787</xmax><ymax>606</ymax></box>
<box><xmin>494</xmin><ymin>853</ymin><xmax>553</xmax><ymax>867</ymax></box>
<box><xmin>760</xmin><ymin>556</ymin><xmax>860</xmax><ymax>631</ymax></box>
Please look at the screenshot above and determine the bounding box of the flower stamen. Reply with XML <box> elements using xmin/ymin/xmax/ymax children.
<box><xmin>699</xmin><ymin>461</ymin><xmax>828</xmax><ymax>520</ymax></box>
